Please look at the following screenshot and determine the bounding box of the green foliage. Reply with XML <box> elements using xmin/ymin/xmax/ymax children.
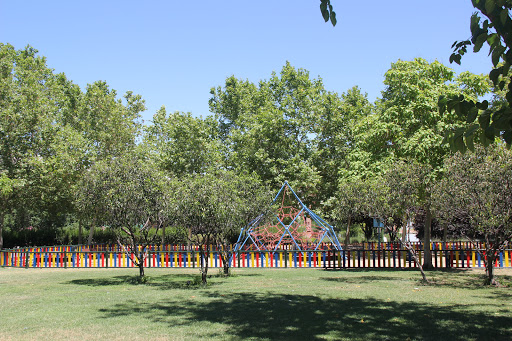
<box><xmin>173</xmin><ymin>169</ymin><xmax>271</xmax><ymax>282</ymax></box>
<box><xmin>320</xmin><ymin>0</ymin><xmax>337</xmax><ymax>26</ymax></box>
<box><xmin>76</xmin><ymin>155</ymin><xmax>171</xmax><ymax>276</ymax></box>
<box><xmin>143</xmin><ymin>108</ymin><xmax>220</xmax><ymax>176</ymax></box>
<box><xmin>210</xmin><ymin>62</ymin><xmax>346</xmax><ymax>203</ymax></box>
<box><xmin>443</xmin><ymin>0</ymin><xmax>512</xmax><ymax>149</ymax></box>
<box><xmin>434</xmin><ymin>144</ymin><xmax>512</xmax><ymax>285</ymax></box>
<box><xmin>0</xmin><ymin>43</ymin><xmax>146</xmax><ymax>248</ymax></box>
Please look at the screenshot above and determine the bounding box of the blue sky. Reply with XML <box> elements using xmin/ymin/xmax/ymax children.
<box><xmin>1</xmin><ymin>1</ymin><xmax>492</xmax><ymax>124</ymax></box>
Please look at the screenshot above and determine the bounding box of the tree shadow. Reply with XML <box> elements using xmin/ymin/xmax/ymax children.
<box><xmin>321</xmin><ymin>275</ymin><xmax>405</xmax><ymax>284</ymax></box>
<box><xmin>428</xmin><ymin>271</ymin><xmax>512</xmax><ymax>291</ymax></box>
<box><xmin>98</xmin><ymin>292</ymin><xmax>512</xmax><ymax>340</ymax></box>
<box><xmin>66</xmin><ymin>272</ymin><xmax>262</xmax><ymax>290</ymax></box>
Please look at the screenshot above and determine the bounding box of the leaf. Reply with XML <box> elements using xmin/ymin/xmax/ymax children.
<box><xmin>465</xmin><ymin>132</ymin><xmax>475</xmax><ymax>152</ymax></box>
<box><xmin>465</xmin><ymin>123</ymin><xmax>481</xmax><ymax>137</ymax></box>
<box><xmin>320</xmin><ymin>2</ymin><xmax>329</xmax><ymax>22</ymax></box>
<box><xmin>487</xmin><ymin>33</ymin><xmax>499</xmax><ymax>49</ymax></box>
<box><xmin>501</xmin><ymin>8</ymin><xmax>509</xmax><ymax>25</ymax></box>
<box><xmin>492</xmin><ymin>45</ymin><xmax>506</xmax><ymax>67</ymax></box>
<box><xmin>476</xmin><ymin>100</ymin><xmax>489</xmax><ymax>110</ymax></box>
<box><xmin>489</xmin><ymin>67</ymin><xmax>502</xmax><ymax>86</ymax></box>
<box><xmin>484</xmin><ymin>126</ymin><xmax>496</xmax><ymax>140</ymax></box>
<box><xmin>502</xmin><ymin>62</ymin><xmax>510</xmax><ymax>76</ymax></box>
<box><xmin>330</xmin><ymin>11</ymin><xmax>337</xmax><ymax>26</ymax></box>
<box><xmin>438</xmin><ymin>95</ymin><xmax>447</xmax><ymax>113</ymax></box>
<box><xmin>454</xmin><ymin>134</ymin><xmax>467</xmax><ymax>153</ymax></box>
<box><xmin>481</xmin><ymin>129</ymin><xmax>492</xmax><ymax>147</ymax></box>
<box><xmin>467</xmin><ymin>106</ymin><xmax>479</xmax><ymax>123</ymax></box>
<box><xmin>491</xmin><ymin>109</ymin><xmax>512</xmax><ymax>129</ymax></box>
<box><xmin>471</xmin><ymin>13</ymin><xmax>481</xmax><ymax>33</ymax></box>
<box><xmin>320</xmin><ymin>1</ymin><xmax>327</xmax><ymax>12</ymax></box>
<box><xmin>479</xmin><ymin>110</ymin><xmax>491</xmax><ymax>129</ymax></box>
<box><xmin>503</xmin><ymin>130</ymin><xmax>512</xmax><ymax>144</ymax></box>
<box><xmin>473</xmin><ymin>32</ymin><xmax>488</xmax><ymax>52</ymax></box>
<box><xmin>485</xmin><ymin>0</ymin><xmax>495</xmax><ymax>13</ymax></box>
<box><xmin>506</xmin><ymin>89</ymin><xmax>512</xmax><ymax>103</ymax></box>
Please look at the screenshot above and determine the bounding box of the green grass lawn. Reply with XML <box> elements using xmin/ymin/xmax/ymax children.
<box><xmin>0</xmin><ymin>267</ymin><xmax>511</xmax><ymax>341</ymax></box>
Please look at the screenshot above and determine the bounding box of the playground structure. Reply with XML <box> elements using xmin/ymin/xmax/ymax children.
<box><xmin>234</xmin><ymin>181</ymin><xmax>343</xmax><ymax>252</ymax></box>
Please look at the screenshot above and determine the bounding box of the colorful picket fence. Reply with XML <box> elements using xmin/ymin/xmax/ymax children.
<box><xmin>1</xmin><ymin>246</ymin><xmax>511</xmax><ymax>269</ymax></box>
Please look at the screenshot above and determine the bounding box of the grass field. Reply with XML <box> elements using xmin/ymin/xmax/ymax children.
<box><xmin>0</xmin><ymin>267</ymin><xmax>511</xmax><ymax>341</ymax></box>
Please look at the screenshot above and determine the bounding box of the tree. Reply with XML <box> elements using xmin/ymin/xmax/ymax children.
<box><xmin>76</xmin><ymin>156</ymin><xmax>170</xmax><ymax>279</ymax></box>
<box><xmin>344</xmin><ymin>59</ymin><xmax>489</xmax><ymax>268</ymax></box>
<box><xmin>380</xmin><ymin>161</ymin><xmax>432</xmax><ymax>281</ymax></box>
<box><xmin>210</xmin><ymin>62</ymin><xmax>345</xmax><ymax>200</ymax></box>
<box><xmin>434</xmin><ymin>144</ymin><xmax>512</xmax><ymax>286</ymax></box>
<box><xmin>173</xmin><ymin>169</ymin><xmax>270</xmax><ymax>284</ymax></box>
<box><xmin>0</xmin><ymin>43</ymin><xmax>146</xmax><ymax>248</ymax></box>
<box><xmin>314</xmin><ymin>86</ymin><xmax>373</xmax><ymax>208</ymax></box>
<box><xmin>143</xmin><ymin>108</ymin><xmax>221</xmax><ymax>177</ymax></box>
<box><xmin>324</xmin><ymin>178</ymin><xmax>375</xmax><ymax>246</ymax></box>
<box><xmin>441</xmin><ymin>1</ymin><xmax>512</xmax><ymax>149</ymax></box>
<box><xmin>0</xmin><ymin>43</ymin><xmax>67</xmax><ymax>247</ymax></box>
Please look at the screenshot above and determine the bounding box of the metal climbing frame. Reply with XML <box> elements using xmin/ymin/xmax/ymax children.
<box><xmin>234</xmin><ymin>181</ymin><xmax>343</xmax><ymax>252</ymax></box>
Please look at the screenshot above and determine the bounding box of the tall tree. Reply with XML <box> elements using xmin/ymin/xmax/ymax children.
<box><xmin>210</xmin><ymin>62</ymin><xmax>344</xmax><ymax>199</ymax></box>
<box><xmin>314</xmin><ymin>86</ymin><xmax>372</xmax><ymax>208</ymax></box>
<box><xmin>0</xmin><ymin>43</ymin><xmax>67</xmax><ymax>247</ymax></box>
<box><xmin>347</xmin><ymin>58</ymin><xmax>489</xmax><ymax>268</ymax></box>
<box><xmin>143</xmin><ymin>108</ymin><xmax>221</xmax><ymax>177</ymax></box>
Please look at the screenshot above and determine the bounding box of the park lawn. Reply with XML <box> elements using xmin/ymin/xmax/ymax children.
<box><xmin>0</xmin><ymin>267</ymin><xmax>511</xmax><ymax>341</ymax></box>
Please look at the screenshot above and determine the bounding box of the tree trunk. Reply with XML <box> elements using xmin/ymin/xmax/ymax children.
<box><xmin>485</xmin><ymin>253</ymin><xmax>497</xmax><ymax>286</ymax></box>
<box><xmin>222</xmin><ymin>250</ymin><xmax>231</xmax><ymax>276</ymax></box>
<box><xmin>202</xmin><ymin>252</ymin><xmax>209</xmax><ymax>285</ymax></box>
<box><xmin>87</xmin><ymin>216</ymin><xmax>96</xmax><ymax>246</ymax></box>
<box><xmin>399</xmin><ymin>220</ymin><xmax>428</xmax><ymax>282</ymax></box>
<box><xmin>401</xmin><ymin>219</ymin><xmax>408</xmax><ymax>244</ymax></box>
<box><xmin>199</xmin><ymin>245</ymin><xmax>209</xmax><ymax>285</ymax></box>
<box><xmin>442</xmin><ymin>224</ymin><xmax>448</xmax><ymax>243</ymax></box>
<box><xmin>78</xmin><ymin>219</ymin><xmax>83</xmax><ymax>245</ymax></box>
<box><xmin>423</xmin><ymin>206</ymin><xmax>433</xmax><ymax>269</ymax></box>
<box><xmin>403</xmin><ymin>240</ymin><xmax>429</xmax><ymax>282</ymax></box>
<box><xmin>345</xmin><ymin>215</ymin><xmax>351</xmax><ymax>249</ymax></box>
<box><xmin>161</xmin><ymin>224</ymin><xmax>166</xmax><ymax>245</ymax></box>
<box><xmin>139</xmin><ymin>260</ymin><xmax>145</xmax><ymax>278</ymax></box>
<box><xmin>0</xmin><ymin>214</ymin><xmax>4</xmax><ymax>250</ymax></box>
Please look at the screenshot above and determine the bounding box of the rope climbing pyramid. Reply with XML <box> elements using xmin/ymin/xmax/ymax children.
<box><xmin>234</xmin><ymin>181</ymin><xmax>343</xmax><ymax>252</ymax></box>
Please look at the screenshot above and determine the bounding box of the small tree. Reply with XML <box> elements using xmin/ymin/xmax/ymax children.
<box><xmin>327</xmin><ymin>179</ymin><xmax>375</xmax><ymax>247</ymax></box>
<box><xmin>76</xmin><ymin>155</ymin><xmax>170</xmax><ymax>279</ymax></box>
<box><xmin>351</xmin><ymin>161</ymin><xmax>432</xmax><ymax>282</ymax></box>
<box><xmin>434</xmin><ymin>144</ymin><xmax>512</xmax><ymax>286</ymax></box>
<box><xmin>173</xmin><ymin>170</ymin><xmax>269</xmax><ymax>284</ymax></box>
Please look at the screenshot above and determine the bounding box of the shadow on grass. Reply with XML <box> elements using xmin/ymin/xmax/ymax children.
<box><xmin>322</xmin><ymin>268</ymin><xmax>512</xmax><ymax>290</ymax></box>
<box><xmin>98</xmin><ymin>292</ymin><xmax>512</xmax><ymax>340</ymax></box>
<box><xmin>320</xmin><ymin>275</ymin><xmax>406</xmax><ymax>284</ymax></box>
<box><xmin>428</xmin><ymin>270</ymin><xmax>512</xmax><ymax>292</ymax></box>
<box><xmin>67</xmin><ymin>272</ymin><xmax>262</xmax><ymax>290</ymax></box>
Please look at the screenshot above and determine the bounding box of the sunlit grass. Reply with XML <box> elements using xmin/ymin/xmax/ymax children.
<box><xmin>0</xmin><ymin>267</ymin><xmax>511</xmax><ymax>340</ymax></box>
